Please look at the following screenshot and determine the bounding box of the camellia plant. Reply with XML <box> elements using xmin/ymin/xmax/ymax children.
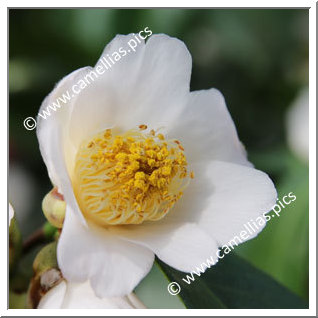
<box><xmin>9</xmin><ymin>33</ymin><xmax>308</xmax><ymax>309</ymax></box>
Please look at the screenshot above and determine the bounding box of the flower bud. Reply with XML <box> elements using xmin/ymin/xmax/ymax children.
<box><xmin>42</xmin><ymin>188</ymin><xmax>66</xmax><ymax>228</ymax></box>
<box><xmin>27</xmin><ymin>242</ymin><xmax>63</xmax><ymax>309</ymax></box>
<box><xmin>33</xmin><ymin>241</ymin><xmax>58</xmax><ymax>274</ymax></box>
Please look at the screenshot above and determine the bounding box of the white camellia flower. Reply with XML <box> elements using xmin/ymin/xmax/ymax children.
<box><xmin>37</xmin><ymin>34</ymin><xmax>277</xmax><ymax>298</ymax></box>
<box><xmin>38</xmin><ymin>280</ymin><xmax>145</xmax><ymax>309</ymax></box>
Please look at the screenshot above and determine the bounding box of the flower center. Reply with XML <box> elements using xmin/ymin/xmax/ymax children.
<box><xmin>73</xmin><ymin>125</ymin><xmax>193</xmax><ymax>226</ymax></box>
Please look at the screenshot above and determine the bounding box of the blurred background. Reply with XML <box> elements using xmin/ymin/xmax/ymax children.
<box><xmin>9</xmin><ymin>9</ymin><xmax>309</xmax><ymax>308</ymax></box>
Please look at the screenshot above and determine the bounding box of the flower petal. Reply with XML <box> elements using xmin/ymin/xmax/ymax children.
<box><xmin>168</xmin><ymin>88</ymin><xmax>252</xmax><ymax>167</ymax></box>
<box><xmin>38</xmin><ymin>280</ymin><xmax>67</xmax><ymax>309</ymax></box>
<box><xmin>67</xmin><ymin>34</ymin><xmax>192</xmax><ymax>143</ymax></box>
<box><xmin>168</xmin><ymin>160</ymin><xmax>277</xmax><ymax>246</ymax></box>
<box><xmin>38</xmin><ymin>280</ymin><xmax>145</xmax><ymax>309</ymax></box>
<box><xmin>111</xmin><ymin>222</ymin><xmax>219</xmax><ymax>272</ymax></box>
<box><xmin>126</xmin><ymin>293</ymin><xmax>147</xmax><ymax>309</ymax></box>
<box><xmin>61</xmin><ymin>282</ymin><xmax>145</xmax><ymax>309</ymax></box>
<box><xmin>119</xmin><ymin>34</ymin><xmax>192</xmax><ymax>129</ymax></box>
<box><xmin>57</xmin><ymin>207</ymin><xmax>155</xmax><ymax>297</ymax></box>
<box><xmin>36</xmin><ymin>67</ymin><xmax>93</xmax><ymax>190</ymax></box>
<box><xmin>36</xmin><ymin>67</ymin><xmax>95</xmax><ymax>225</ymax></box>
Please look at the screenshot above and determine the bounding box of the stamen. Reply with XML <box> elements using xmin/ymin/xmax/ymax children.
<box><xmin>138</xmin><ymin>124</ymin><xmax>147</xmax><ymax>130</ymax></box>
<box><xmin>73</xmin><ymin>126</ymin><xmax>192</xmax><ymax>226</ymax></box>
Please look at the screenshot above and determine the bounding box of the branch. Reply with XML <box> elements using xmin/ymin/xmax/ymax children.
<box><xmin>22</xmin><ymin>228</ymin><xmax>46</xmax><ymax>255</ymax></box>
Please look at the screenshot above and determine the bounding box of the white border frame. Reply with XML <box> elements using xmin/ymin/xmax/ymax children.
<box><xmin>3</xmin><ymin>1</ymin><xmax>316</xmax><ymax>316</ymax></box>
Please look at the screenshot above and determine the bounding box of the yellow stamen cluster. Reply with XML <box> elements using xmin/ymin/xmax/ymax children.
<box><xmin>73</xmin><ymin>126</ymin><xmax>193</xmax><ymax>226</ymax></box>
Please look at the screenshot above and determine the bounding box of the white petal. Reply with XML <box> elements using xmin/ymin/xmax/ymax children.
<box><xmin>61</xmin><ymin>281</ymin><xmax>145</xmax><ymax>309</ymax></box>
<box><xmin>62</xmin><ymin>34</ymin><xmax>146</xmax><ymax>153</ymax></box>
<box><xmin>126</xmin><ymin>293</ymin><xmax>147</xmax><ymax>309</ymax></box>
<box><xmin>67</xmin><ymin>34</ymin><xmax>192</xmax><ymax>143</ymax></box>
<box><xmin>98</xmin><ymin>33</ymin><xmax>191</xmax><ymax>98</ymax></box>
<box><xmin>36</xmin><ymin>67</ymin><xmax>94</xmax><ymax>225</ymax></box>
<box><xmin>111</xmin><ymin>222</ymin><xmax>219</xmax><ymax>272</ymax></box>
<box><xmin>9</xmin><ymin>203</ymin><xmax>14</xmax><ymax>226</ymax></box>
<box><xmin>114</xmin><ymin>161</ymin><xmax>276</xmax><ymax>267</ymax></box>
<box><xmin>168</xmin><ymin>88</ymin><xmax>252</xmax><ymax>167</ymax></box>
<box><xmin>118</xmin><ymin>34</ymin><xmax>192</xmax><ymax>129</ymax></box>
<box><xmin>38</xmin><ymin>280</ymin><xmax>145</xmax><ymax>309</ymax></box>
<box><xmin>36</xmin><ymin>67</ymin><xmax>92</xmax><ymax>189</ymax></box>
<box><xmin>38</xmin><ymin>280</ymin><xmax>67</xmax><ymax>309</ymax></box>
<box><xmin>174</xmin><ymin>161</ymin><xmax>277</xmax><ymax>245</ymax></box>
<box><xmin>57</xmin><ymin>207</ymin><xmax>155</xmax><ymax>297</ymax></box>
<box><xmin>38</xmin><ymin>34</ymin><xmax>191</xmax><ymax>164</ymax></box>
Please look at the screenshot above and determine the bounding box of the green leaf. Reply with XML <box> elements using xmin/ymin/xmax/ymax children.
<box><xmin>135</xmin><ymin>263</ymin><xmax>185</xmax><ymax>308</ymax></box>
<box><xmin>156</xmin><ymin>253</ymin><xmax>308</xmax><ymax>309</ymax></box>
<box><xmin>238</xmin><ymin>147</ymin><xmax>309</xmax><ymax>298</ymax></box>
